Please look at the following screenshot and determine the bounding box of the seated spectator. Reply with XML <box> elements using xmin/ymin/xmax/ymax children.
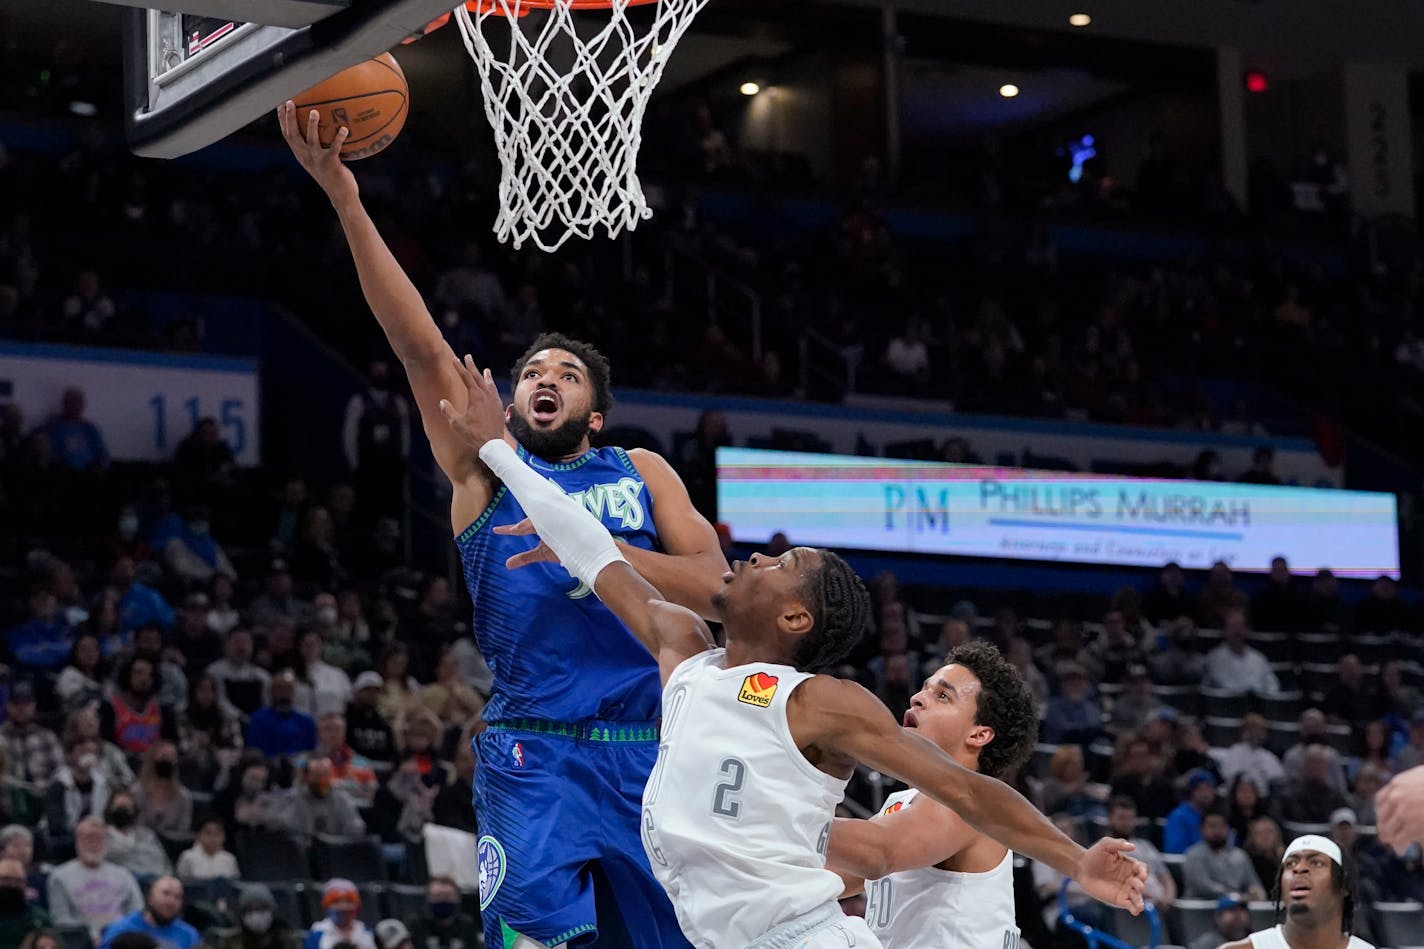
<box><xmin>1214</xmin><ymin>713</ymin><xmax>1285</xmax><ymax>793</ymax></box>
<box><xmin>174</xmin><ymin>818</ymin><xmax>238</xmax><ymax>883</ymax></box>
<box><xmin>101</xmin><ymin>655</ymin><xmax>178</xmax><ymax>759</ymax></box>
<box><xmin>42</xmin><ymin>388</ymin><xmax>108</xmax><ymax>472</ymax></box>
<box><xmin>215</xmin><ymin>757</ymin><xmax>271</xmax><ymax>836</ymax></box>
<box><xmin>1143</xmin><ymin>562</ymin><xmax>1192</xmax><ymax>625</ymax></box>
<box><xmin>884</xmin><ymin>319</ymin><xmax>931</xmax><ymax>389</ymax></box>
<box><xmin>0</xmin><ymin>684</ymin><xmax>63</xmax><ymax>789</ymax></box>
<box><xmin>1147</xmin><ymin>617</ymin><xmax>1205</xmax><ymax>686</ymax></box>
<box><xmin>1042</xmin><ymin>661</ymin><xmax>1102</xmax><ymax>747</ymax></box>
<box><xmin>1003</xmin><ymin>637</ymin><xmax>1049</xmax><ymax>712</ymax></box>
<box><xmin>1374</xmin><ymin>660</ymin><xmax>1420</xmax><ymax>720</ymax></box>
<box><xmin>1108</xmin><ymin>665</ymin><xmax>1161</xmax><ymax>734</ymax></box>
<box><xmin>44</xmin><ymin>736</ymin><xmax>113</xmax><ymax>832</ymax></box>
<box><xmin>1197</xmin><ymin>562</ymin><xmax>1245</xmax><ymax>627</ymax></box>
<box><xmin>1187</xmin><ymin>894</ymin><xmax>1251</xmax><ymax>949</ymax></box>
<box><xmin>1390</xmin><ymin>709</ymin><xmax>1424</xmax><ymax>772</ymax></box>
<box><xmin>1322</xmin><ymin>655</ymin><xmax>1375</xmax><ymax>728</ymax></box>
<box><xmin>63</xmin><ymin>709</ymin><xmax>135</xmax><ymax>789</ymax></box>
<box><xmin>1354</xmin><ymin>575</ymin><xmax>1412</xmax><ymax>633</ymax></box>
<box><xmin>0</xmin><ymin>827</ymin><xmax>42</xmax><ymax>906</ymax></box>
<box><xmin>211</xmin><ymin>883</ymin><xmax>300</xmax><ymax>949</ymax></box>
<box><xmin>1183</xmin><ymin>810</ymin><xmax>1266</xmax><ymax>898</ymax></box>
<box><xmin>0</xmin><ymin>856</ymin><xmax>49</xmax><ymax>949</ymax></box>
<box><xmin>164</xmin><ymin>506</ymin><xmax>237</xmax><ymax>584</ymax></box>
<box><xmin>1164</xmin><ymin>769</ymin><xmax>1219</xmax><ymax>854</ymax></box>
<box><xmin>109</xmin><ymin>507</ymin><xmax>157</xmax><ymax>570</ymax></box>
<box><xmin>1348</xmin><ymin>719</ymin><xmax>1395</xmax><ymax>784</ymax></box>
<box><xmin>1032</xmin><ymin>814</ymin><xmax>1104</xmax><ymax>930</ymax></box>
<box><xmin>130</xmin><ymin>624</ymin><xmax>189</xmax><ymax>713</ymax></box>
<box><xmin>1110</xmin><ymin>737</ymin><xmax>1177</xmax><ymax>820</ymax></box>
<box><xmin>0</xmin><ymin>748</ymin><xmax>38</xmax><ymax>833</ymax></box>
<box><xmin>1084</xmin><ymin>609</ymin><xmax>1145</xmax><ymax>684</ymax></box>
<box><xmin>297</xmin><ymin>631</ymin><xmax>352</xmax><ymax>717</ymax></box>
<box><xmin>132</xmin><ymin>742</ymin><xmax>191</xmax><ymax>837</ymax></box>
<box><xmin>205</xmin><ymin>576</ymin><xmax>241</xmax><ymax>638</ymax></box>
<box><xmin>303</xmin><ymin>879</ymin><xmax>375</xmax><ymax>949</ymax></box>
<box><xmin>98</xmin><ymin>876</ymin><xmax>198</xmax><ymax>949</ymax></box>
<box><xmin>418</xmin><ymin>648</ymin><xmax>485</xmax><ymax>734</ymax></box>
<box><xmin>431</xmin><ymin>741</ymin><xmax>478</xmax><ymax>836</ymax></box>
<box><xmin>247</xmin><ymin>562</ymin><xmax>309</xmax><ymax>631</ymax></box>
<box><xmin>5</xmin><ymin>590</ymin><xmax>74</xmax><ymax>671</ymax></box>
<box><xmin>108</xmin><ymin>558</ymin><xmax>175</xmax><ymax>636</ymax></box>
<box><xmin>47</xmin><ymin>817</ymin><xmax>143</xmax><ymax>940</ymax></box>
<box><xmin>311</xmin><ymin>713</ymin><xmax>377</xmax><ymax>806</ymax></box>
<box><xmin>1282</xmin><ymin>710</ymin><xmax>1347</xmax><ymax>791</ymax></box>
<box><xmin>1350</xmin><ymin>765</ymin><xmax>1386</xmax><ymax>826</ymax></box>
<box><xmin>1035</xmin><ymin>620</ymin><xmax>1090</xmax><ymax>673</ymax></box>
<box><xmin>1037</xmin><ymin>745</ymin><xmax>1107</xmax><ymax>820</ymax></box>
<box><xmin>1104</xmin><ymin>796</ymin><xmax>1176</xmax><ymax>905</ymax></box>
<box><xmin>1250</xmin><ymin>557</ymin><xmax>1306</xmax><ymax>632</ymax></box>
<box><xmin>1306</xmin><ymin>569</ymin><xmax>1346</xmax><ymax>631</ymax></box>
<box><xmin>172</xmin><ymin>419</ymin><xmax>237</xmax><ymax>506</ymax></box>
<box><xmin>1281</xmin><ymin>745</ymin><xmax>1350</xmax><ymax>823</ymax></box>
<box><xmin>1242</xmin><ymin>815</ymin><xmax>1284</xmax><ymax>888</ymax></box>
<box><xmin>207</xmin><ymin>627</ymin><xmax>270</xmax><ymax>723</ymax></box>
<box><xmin>257</xmin><ymin>757</ymin><xmax>365</xmax><ymax>843</ymax></box>
<box><xmin>327</xmin><ymin>590</ymin><xmax>373</xmax><ymax>670</ymax></box>
<box><xmin>1203</xmin><ymin>609</ymin><xmax>1279</xmax><ymax>696</ymax></box>
<box><xmin>177</xmin><ymin>674</ymin><xmax>243</xmax><ymax>791</ymax></box>
<box><xmin>246</xmin><ymin>672</ymin><xmax>317</xmax><ymax>759</ymax></box>
<box><xmin>346</xmin><ymin>673</ymin><xmax>396</xmax><ymax>763</ymax></box>
<box><xmin>407</xmin><ymin>876</ymin><xmax>480</xmax><ymax>949</ymax></box>
<box><xmin>292</xmin><ymin>508</ymin><xmax>346</xmax><ymax>592</ymax></box>
<box><xmin>56</xmin><ymin>632</ymin><xmax>108</xmax><ymax>714</ymax></box>
<box><xmin>376</xmin><ymin>645</ymin><xmax>420</xmax><ymax>721</ymax></box>
<box><xmin>1226</xmin><ymin>774</ymin><xmax>1270</xmax><ymax>845</ymax></box>
<box><xmin>171</xmin><ymin>593</ymin><xmax>224</xmax><ymax>675</ymax></box>
<box><xmin>102</xmin><ymin>790</ymin><xmax>171</xmax><ymax>879</ymax></box>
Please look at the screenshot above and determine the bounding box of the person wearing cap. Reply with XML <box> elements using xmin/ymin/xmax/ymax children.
<box><xmin>0</xmin><ymin>683</ymin><xmax>64</xmax><ymax>788</ymax></box>
<box><xmin>1183</xmin><ymin>809</ymin><xmax>1265</xmax><ymax>899</ymax></box>
<box><xmin>302</xmin><ymin>879</ymin><xmax>374</xmax><ymax>949</ymax></box>
<box><xmin>206</xmin><ymin>627</ymin><xmax>271</xmax><ymax>723</ymax></box>
<box><xmin>1164</xmin><ymin>769</ymin><xmax>1220</xmax><ymax>854</ymax></box>
<box><xmin>1218</xmin><ymin>834</ymin><xmax>1375</xmax><ymax>949</ymax></box>
<box><xmin>1188</xmin><ymin>893</ymin><xmax>1251</xmax><ymax>949</ymax></box>
<box><xmin>1328</xmin><ymin>808</ymin><xmax>1388</xmax><ymax>917</ymax></box>
<box><xmin>212</xmin><ymin>884</ymin><xmax>300</xmax><ymax>949</ymax></box>
<box><xmin>373</xmin><ymin>920</ymin><xmax>412</xmax><ymax>949</ymax></box>
<box><xmin>1042</xmin><ymin>660</ymin><xmax>1103</xmax><ymax>747</ymax></box>
<box><xmin>345</xmin><ymin>673</ymin><xmax>396</xmax><ymax>762</ymax></box>
<box><xmin>1216</xmin><ymin>714</ymin><xmax>1286</xmax><ymax>796</ymax></box>
<box><xmin>407</xmin><ymin>877</ymin><xmax>481</xmax><ymax>949</ymax></box>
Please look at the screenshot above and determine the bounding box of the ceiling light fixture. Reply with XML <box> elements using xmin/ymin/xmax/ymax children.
<box><xmin>740</xmin><ymin>81</ymin><xmax>761</xmax><ymax>96</ymax></box>
<box><xmin>999</xmin><ymin>84</ymin><xmax>1020</xmax><ymax>98</ymax></box>
<box><xmin>1069</xmin><ymin>13</ymin><xmax>1092</xmax><ymax>26</ymax></box>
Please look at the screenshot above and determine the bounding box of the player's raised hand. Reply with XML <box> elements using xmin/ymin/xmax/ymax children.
<box><xmin>1377</xmin><ymin>764</ymin><xmax>1424</xmax><ymax>854</ymax></box>
<box><xmin>277</xmin><ymin>101</ymin><xmax>359</xmax><ymax>207</ymax></box>
<box><xmin>493</xmin><ymin>518</ymin><xmax>564</xmax><ymax>570</ymax></box>
<box><xmin>440</xmin><ymin>354</ymin><xmax>508</xmax><ymax>448</ymax></box>
<box><xmin>1075</xmin><ymin>838</ymin><xmax>1148</xmax><ymax>915</ymax></box>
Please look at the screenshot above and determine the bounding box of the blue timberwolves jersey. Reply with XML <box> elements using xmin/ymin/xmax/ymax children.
<box><xmin>457</xmin><ymin>444</ymin><xmax>662</xmax><ymax>723</ymax></box>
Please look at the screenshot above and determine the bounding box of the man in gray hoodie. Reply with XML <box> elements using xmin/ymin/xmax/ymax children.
<box><xmin>47</xmin><ymin>816</ymin><xmax>142</xmax><ymax>939</ymax></box>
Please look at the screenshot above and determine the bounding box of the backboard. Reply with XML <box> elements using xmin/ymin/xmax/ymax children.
<box><xmin>121</xmin><ymin>0</ymin><xmax>459</xmax><ymax>158</ymax></box>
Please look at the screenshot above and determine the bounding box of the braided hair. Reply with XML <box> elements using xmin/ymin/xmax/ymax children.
<box><xmin>790</xmin><ymin>549</ymin><xmax>870</xmax><ymax>673</ymax></box>
<box><xmin>1272</xmin><ymin>850</ymin><xmax>1357</xmax><ymax>935</ymax></box>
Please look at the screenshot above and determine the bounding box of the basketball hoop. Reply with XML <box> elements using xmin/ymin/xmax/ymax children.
<box><xmin>454</xmin><ymin>0</ymin><xmax>710</xmax><ymax>251</ymax></box>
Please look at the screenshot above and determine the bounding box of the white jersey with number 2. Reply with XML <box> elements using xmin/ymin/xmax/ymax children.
<box><xmin>641</xmin><ymin>648</ymin><xmax>854</xmax><ymax>949</ymax></box>
<box><xmin>863</xmin><ymin>789</ymin><xmax>1020</xmax><ymax>949</ymax></box>
<box><xmin>1249</xmin><ymin>926</ymin><xmax>1373</xmax><ymax>949</ymax></box>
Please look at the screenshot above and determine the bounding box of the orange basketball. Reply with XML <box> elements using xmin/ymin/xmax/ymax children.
<box><xmin>292</xmin><ymin>52</ymin><xmax>408</xmax><ymax>161</ymax></box>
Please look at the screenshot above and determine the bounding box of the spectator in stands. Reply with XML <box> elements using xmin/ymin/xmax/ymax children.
<box><xmin>346</xmin><ymin>673</ymin><xmax>396</xmax><ymax>763</ymax></box>
<box><xmin>102</xmin><ymin>789</ymin><xmax>171</xmax><ymax>879</ymax></box>
<box><xmin>401</xmin><ymin>577</ymin><xmax>460</xmax><ymax>681</ymax></box>
<box><xmin>0</xmin><ymin>856</ymin><xmax>47</xmax><ymax>948</ymax></box>
<box><xmin>1375</xmin><ymin>660</ymin><xmax>1421</xmax><ymax>720</ymax></box>
<box><xmin>246</xmin><ymin>671</ymin><xmax>316</xmax><ymax>759</ymax></box>
<box><xmin>172</xmin><ymin>419</ymin><xmax>237</xmax><ymax>507</ymax></box>
<box><xmin>1084</xmin><ymin>609</ymin><xmax>1145</xmax><ymax>685</ymax></box>
<box><xmin>171</xmin><ymin>594</ymin><xmax>223</xmax><ymax>676</ymax></box>
<box><xmin>1388</xmin><ymin>709</ymin><xmax>1424</xmax><ymax>773</ymax></box>
<box><xmin>0</xmin><ymin>684</ymin><xmax>62</xmax><ymax>789</ymax></box>
<box><xmin>1214</xmin><ymin>713</ymin><xmax>1285</xmax><ymax>793</ymax></box>
<box><xmin>248</xmin><ymin>562</ymin><xmax>309</xmax><ymax>630</ymax></box>
<box><xmin>131</xmin><ymin>624</ymin><xmax>188</xmax><ymax>712</ymax></box>
<box><xmin>1305</xmin><ymin>569</ymin><xmax>1346</xmax><ymax>631</ymax></box>
<box><xmin>1242</xmin><ymin>815</ymin><xmax>1284</xmax><ymax>888</ymax></box>
<box><xmin>1148</xmin><ymin>617</ymin><xmax>1206</xmax><ymax>686</ymax></box>
<box><xmin>1355</xmin><ymin>575</ymin><xmax>1413</xmax><ymax>633</ymax></box>
<box><xmin>56</xmin><ymin>632</ymin><xmax>107</xmax><ymax>714</ymax></box>
<box><xmin>408</xmin><ymin>876</ymin><xmax>481</xmax><ymax>949</ymax></box>
<box><xmin>42</xmin><ymin>387</ymin><xmax>108</xmax><ymax>472</ymax></box>
<box><xmin>1104</xmin><ymin>796</ymin><xmax>1176</xmax><ymax>905</ymax></box>
<box><xmin>1108</xmin><ymin>664</ymin><xmax>1162</xmax><ymax>734</ymax></box>
<box><xmin>431</xmin><ymin>740</ymin><xmax>478</xmax><ymax>836</ymax></box>
<box><xmin>375</xmin><ymin>918</ymin><xmax>412</xmax><ymax>949</ymax></box>
<box><xmin>1226</xmin><ymin>774</ymin><xmax>1270</xmax><ymax>844</ymax></box>
<box><xmin>0</xmin><ymin>827</ymin><xmax>41</xmax><ymax>906</ymax></box>
<box><xmin>213</xmin><ymin>883</ymin><xmax>299</xmax><ymax>949</ymax></box>
<box><xmin>341</xmin><ymin>359</ymin><xmax>411</xmax><ymax>530</ymax></box>
<box><xmin>1035</xmin><ymin>619</ymin><xmax>1090</xmax><ymax>673</ymax></box>
<box><xmin>298</xmin><ymin>630</ymin><xmax>352</xmax><ymax>716</ymax></box>
<box><xmin>292</xmin><ymin>508</ymin><xmax>346</xmax><ymax>593</ymax></box>
<box><xmin>101</xmin><ymin>655</ymin><xmax>177</xmax><ymax>758</ymax></box>
<box><xmin>1188</xmin><ymin>894</ymin><xmax>1251</xmax><ymax>949</ymax></box>
<box><xmin>174</xmin><ymin>817</ymin><xmax>238</xmax><ymax>883</ymax></box>
<box><xmin>47</xmin><ymin>817</ymin><xmax>143</xmax><ymax>940</ymax></box>
<box><xmin>99</xmin><ymin>876</ymin><xmax>197</xmax><ymax>949</ymax></box>
<box><xmin>205</xmin><ymin>576</ymin><xmax>241</xmax><ymax>638</ymax></box>
<box><xmin>109</xmin><ymin>558</ymin><xmax>175</xmax><ymax>636</ymax></box>
<box><xmin>215</xmin><ymin>756</ymin><xmax>271</xmax><ymax>835</ymax></box>
<box><xmin>1143</xmin><ymin>562</ymin><xmax>1192</xmax><ymax>624</ymax></box>
<box><xmin>1323</xmin><ymin>655</ymin><xmax>1375</xmax><ymax>728</ymax></box>
<box><xmin>5</xmin><ymin>589</ymin><xmax>73</xmax><ymax>671</ymax></box>
<box><xmin>1238</xmin><ymin>447</ymin><xmax>1282</xmax><ymax>486</ymax></box>
<box><xmin>1328</xmin><ymin>807</ymin><xmax>1389</xmax><ymax>906</ymax></box>
<box><xmin>108</xmin><ymin>507</ymin><xmax>156</xmax><ymax>569</ymax></box>
<box><xmin>62</xmin><ymin>272</ymin><xmax>115</xmax><ymax>335</ymax></box>
<box><xmin>207</xmin><ymin>627</ymin><xmax>270</xmax><ymax>723</ymax></box>
<box><xmin>260</xmin><ymin>757</ymin><xmax>365</xmax><ymax>842</ymax></box>
<box><xmin>1252</xmin><ymin>557</ymin><xmax>1306</xmax><ymax>632</ymax></box>
<box><xmin>1203</xmin><ymin>608</ymin><xmax>1279</xmax><ymax>696</ymax></box>
<box><xmin>1041</xmin><ymin>660</ymin><xmax>1102</xmax><ymax>747</ymax></box>
<box><xmin>1182</xmin><ymin>810</ymin><xmax>1265</xmax><ymax>898</ymax></box>
<box><xmin>312</xmin><ymin>713</ymin><xmax>377</xmax><ymax>806</ymax></box>
<box><xmin>63</xmin><ymin>708</ymin><xmax>135</xmax><ymax>788</ymax></box>
<box><xmin>177</xmin><ymin>672</ymin><xmax>241</xmax><ymax>790</ymax></box>
<box><xmin>164</xmin><ymin>506</ymin><xmax>237</xmax><ymax>584</ymax></box>
<box><xmin>1031</xmin><ymin>814</ymin><xmax>1103</xmax><ymax>930</ymax></box>
<box><xmin>1037</xmin><ymin>745</ymin><xmax>1107</xmax><ymax>820</ymax></box>
<box><xmin>1351</xmin><ymin>765</ymin><xmax>1385</xmax><ymax>826</ymax></box>
<box><xmin>1197</xmin><ymin>562</ymin><xmax>1246</xmax><ymax>628</ymax></box>
<box><xmin>1003</xmin><ymin>637</ymin><xmax>1049</xmax><ymax>712</ymax></box>
<box><xmin>1164</xmin><ymin>769</ymin><xmax>1219</xmax><ymax>854</ymax></box>
<box><xmin>305</xmin><ymin>878</ymin><xmax>375</xmax><ymax>949</ymax></box>
<box><xmin>418</xmin><ymin>648</ymin><xmax>484</xmax><ymax>734</ymax></box>
<box><xmin>1282</xmin><ymin>710</ymin><xmax>1347</xmax><ymax>790</ymax></box>
<box><xmin>1110</xmin><ymin>737</ymin><xmax>1177</xmax><ymax>820</ymax></box>
<box><xmin>44</xmin><ymin>735</ymin><xmax>112</xmax><ymax>831</ymax></box>
<box><xmin>1281</xmin><ymin>745</ymin><xmax>1351</xmax><ymax>824</ymax></box>
<box><xmin>132</xmin><ymin>741</ymin><xmax>190</xmax><ymax>837</ymax></box>
<box><xmin>375</xmin><ymin>645</ymin><xmax>420</xmax><ymax>721</ymax></box>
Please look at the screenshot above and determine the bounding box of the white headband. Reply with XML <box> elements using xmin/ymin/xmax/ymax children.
<box><xmin>1283</xmin><ymin>834</ymin><xmax>1342</xmax><ymax>866</ymax></box>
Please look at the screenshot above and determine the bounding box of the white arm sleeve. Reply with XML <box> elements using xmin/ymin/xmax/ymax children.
<box><xmin>478</xmin><ymin>439</ymin><xmax>628</xmax><ymax>588</ymax></box>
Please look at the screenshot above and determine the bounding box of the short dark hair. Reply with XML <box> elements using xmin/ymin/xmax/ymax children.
<box><xmin>945</xmin><ymin>641</ymin><xmax>1039</xmax><ymax>778</ymax></box>
<box><xmin>790</xmin><ymin>550</ymin><xmax>870</xmax><ymax>673</ymax></box>
<box><xmin>1108</xmin><ymin>795</ymin><xmax>1138</xmax><ymax>814</ymax></box>
<box><xmin>511</xmin><ymin>333</ymin><xmax>614</xmax><ymax>418</ymax></box>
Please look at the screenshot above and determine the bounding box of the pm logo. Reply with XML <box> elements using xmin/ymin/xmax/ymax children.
<box><xmin>477</xmin><ymin>836</ymin><xmax>506</xmax><ymax>911</ymax></box>
<box><xmin>738</xmin><ymin>672</ymin><xmax>779</xmax><ymax>707</ymax></box>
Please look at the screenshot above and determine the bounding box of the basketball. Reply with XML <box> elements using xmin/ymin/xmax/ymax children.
<box><xmin>291</xmin><ymin>52</ymin><xmax>408</xmax><ymax>161</ymax></box>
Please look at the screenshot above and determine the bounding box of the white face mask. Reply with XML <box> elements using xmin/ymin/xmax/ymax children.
<box><xmin>243</xmin><ymin>910</ymin><xmax>273</xmax><ymax>934</ymax></box>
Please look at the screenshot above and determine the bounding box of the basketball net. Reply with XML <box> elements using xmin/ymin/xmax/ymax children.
<box><xmin>454</xmin><ymin>0</ymin><xmax>710</xmax><ymax>252</ymax></box>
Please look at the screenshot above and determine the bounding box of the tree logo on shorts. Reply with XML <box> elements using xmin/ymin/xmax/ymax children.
<box><xmin>737</xmin><ymin>672</ymin><xmax>779</xmax><ymax>708</ymax></box>
<box><xmin>477</xmin><ymin>835</ymin><xmax>506</xmax><ymax>911</ymax></box>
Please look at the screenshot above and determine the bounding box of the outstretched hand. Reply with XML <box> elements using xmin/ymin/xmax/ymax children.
<box><xmin>493</xmin><ymin>518</ymin><xmax>564</xmax><ymax>570</ymax></box>
<box><xmin>1377</xmin><ymin>764</ymin><xmax>1424</xmax><ymax>855</ymax></box>
<box><xmin>276</xmin><ymin>101</ymin><xmax>359</xmax><ymax>206</ymax></box>
<box><xmin>1075</xmin><ymin>838</ymin><xmax>1148</xmax><ymax>915</ymax></box>
<box><xmin>439</xmin><ymin>354</ymin><xmax>509</xmax><ymax>449</ymax></box>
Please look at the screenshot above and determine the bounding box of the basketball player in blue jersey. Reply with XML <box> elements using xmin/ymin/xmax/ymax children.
<box><xmin>280</xmin><ymin>103</ymin><xmax>726</xmax><ymax>949</ymax></box>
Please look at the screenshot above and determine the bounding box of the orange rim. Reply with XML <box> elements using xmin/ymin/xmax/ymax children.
<box><xmin>464</xmin><ymin>0</ymin><xmax>658</xmax><ymax>10</ymax></box>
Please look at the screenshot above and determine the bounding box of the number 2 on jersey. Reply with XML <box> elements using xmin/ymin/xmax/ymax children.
<box><xmin>711</xmin><ymin>757</ymin><xmax>747</xmax><ymax>819</ymax></box>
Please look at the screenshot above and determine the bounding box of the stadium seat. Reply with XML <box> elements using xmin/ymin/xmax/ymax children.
<box><xmin>236</xmin><ymin>829</ymin><xmax>313</xmax><ymax>882</ymax></box>
<box><xmin>1155</xmin><ymin>686</ymin><xmax>1202</xmax><ymax>719</ymax></box>
<box><xmin>1248</xmin><ymin>902</ymin><xmax>1277</xmax><ymax>933</ymax></box>
<box><xmin>384</xmin><ymin>883</ymin><xmax>428</xmax><ymax>920</ymax></box>
<box><xmin>1375</xmin><ymin>901</ymin><xmax>1424</xmax><ymax>948</ymax></box>
<box><xmin>1107</xmin><ymin>905</ymin><xmax>1160</xmax><ymax>947</ymax></box>
<box><xmin>1027</xmin><ymin>744</ymin><xmax>1059</xmax><ymax>780</ymax></box>
<box><xmin>1171</xmin><ymin>899</ymin><xmax>1219</xmax><ymax>946</ymax></box>
<box><xmin>1265</xmin><ymin>721</ymin><xmax>1301</xmax><ymax>756</ymax></box>
<box><xmin>1199</xmin><ymin>688</ymin><xmax>1251</xmax><ymax>718</ymax></box>
<box><xmin>159</xmin><ymin>831</ymin><xmax>194</xmax><ymax>863</ymax></box>
<box><xmin>56</xmin><ymin>927</ymin><xmax>92</xmax><ymax>949</ymax></box>
<box><xmin>1296</xmin><ymin>633</ymin><xmax>1342</xmax><ymax>659</ymax></box>
<box><xmin>1271</xmin><ymin>664</ymin><xmax>1300</xmax><ymax>692</ymax></box>
<box><xmin>1204</xmin><ymin>716</ymin><xmax>1244</xmax><ymax>749</ymax></box>
<box><xmin>1350</xmin><ymin>635</ymin><xmax>1394</xmax><ymax>665</ymax></box>
<box><xmin>266</xmin><ymin>880</ymin><xmax>312</xmax><ymax>929</ymax></box>
<box><xmin>1257</xmin><ymin>691</ymin><xmax>1306</xmax><ymax>723</ymax></box>
<box><xmin>1248</xmin><ymin>632</ymin><xmax>1294</xmax><ymax>662</ymax></box>
<box><xmin>1162</xmin><ymin>854</ymin><xmax>1185</xmax><ymax>893</ymax></box>
<box><xmin>357</xmin><ymin>883</ymin><xmax>384</xmax><ymax>925</ymax></box>
<box><xmin>1300</xmin><ymin>663</ymin><xmax>1339</xmax><ymax>698</ymax></box>
<box><xmin>314</xmin><ymin>833</ymin><xmax>388</xmax><ymax>882</ymax></box>
<box><xmin>1281</xmin><ymin>821</ymin><xmax>1329</xmax><ymax>838</ymax></box>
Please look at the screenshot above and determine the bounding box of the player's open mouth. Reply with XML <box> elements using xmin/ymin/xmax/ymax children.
<box><xmin>1288</xmin><ymin>886</ymin><xmax>1311</xmax><ymax>899</ymax></box>
<box><xmin>903</xmin><ymin>710</ymin><xmax>918</xmax><ymax>728</ymax></box>
<box><xmin>530</xmin><ymin>391</ymin><xmax>561</xmax><ymax>423</ymax></box>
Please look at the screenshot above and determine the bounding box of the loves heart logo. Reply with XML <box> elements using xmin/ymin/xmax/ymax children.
<box><xmin>738</xmin><ymin>671</ymin><xmax>779</xmax><ymax>708</ymax></box>
<box><xmin>883</xmin><ymin>801</ymin><xmax>905</xmax><ymax>815</ymax></box>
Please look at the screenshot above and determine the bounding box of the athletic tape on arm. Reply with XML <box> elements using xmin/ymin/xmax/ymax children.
<box><xmin>479</xmin><ymin>439</ymin><xmax>628</xmax><ymax>587</ymax></box>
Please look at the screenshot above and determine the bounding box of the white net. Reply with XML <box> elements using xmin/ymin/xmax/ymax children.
<box><xmin>454</xmin><ymin>0</ymin><xmax>710</xmax><ymax>252</ymax></box>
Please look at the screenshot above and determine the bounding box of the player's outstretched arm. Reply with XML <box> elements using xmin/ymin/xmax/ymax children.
<box><xmin>1377</xmin><ymin>764</ymin><xmax>1424</xmax><ymax>854</ymax></box>
<box><xmin>827</xmin><ymin>799</ymin><xmax>975</xmax><ymax>882</ymax></box>
<box><xmin>277</xmin><ymin>102</ymin><xmax>483</xmax><ymax>504</ymax></box>
<box><xmin>622</xmin><ymin>450</ymin><xmax>729</xmax><ymax>621</ymax></box>
<box><xmin>440</xmin><ymin>355</ymin><xmax>714</xmax><ymax>682</ymax></box>
<box><xmin>799</xmin><ymin>676</ymin><xmax>1147</xmax><ymax>914</ymax></box>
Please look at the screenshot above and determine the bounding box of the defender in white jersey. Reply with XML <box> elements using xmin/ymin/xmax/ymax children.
<box><xmin>1219</xmin><ymin>835</ymin><xmax>1374</xmax><ymax>949</ymax></box>
<box><xmin>439</xmin><ymin>355</ymin><xmax>1148</xmax><ymax>949</ymax></box>
<box><xmin>828</xmin><ymin>642</ymin><xmax>1039</xmax><ymax>949</ymax></box>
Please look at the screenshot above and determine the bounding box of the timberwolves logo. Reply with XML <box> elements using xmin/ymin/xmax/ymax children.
<box><xmin>477</xmin><ymin>836</ymin><xmax>506</xmax><ymax>911</ymax></box>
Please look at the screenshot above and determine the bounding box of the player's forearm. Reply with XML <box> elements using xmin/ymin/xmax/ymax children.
<box><xmin>331</xmin><ymin>196</ymin><xmax>445</xmax><ymax>364</ymax></box>
<box><xmin>619</xmin><ymin>544</ymin><xmax>726</xmax><ymax>620</ymax></box>
<box><xmin>827</xmin><ymin>817</ymin><xmax>894</xmax><ymax>881</ymax></box>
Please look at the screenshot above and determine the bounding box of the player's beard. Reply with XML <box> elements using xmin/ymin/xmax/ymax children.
<box><xmin>508</xmin><ymin>406</ymin><xmax>595</xmax><ymax>460</ymax></box>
